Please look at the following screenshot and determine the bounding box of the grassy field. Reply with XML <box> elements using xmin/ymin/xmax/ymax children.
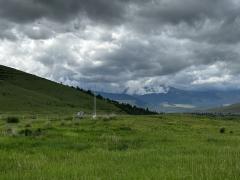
<box><xmin>0</xmin><ymin>114</ymin><xmax>240</xmax><ymax>179</ymax></box>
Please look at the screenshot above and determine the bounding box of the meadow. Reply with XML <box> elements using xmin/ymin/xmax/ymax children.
<box><xmin>0</xmin><ymin>114</ymin><xmax>240</xmax><ymax>180</ymax></box>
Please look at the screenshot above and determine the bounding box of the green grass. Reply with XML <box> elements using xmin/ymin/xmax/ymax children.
<box><xmin>0</xmin><ymin>114</ymin><xmax>240</xmax><ymax>179</ymax></box>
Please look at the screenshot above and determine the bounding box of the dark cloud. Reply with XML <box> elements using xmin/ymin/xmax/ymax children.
<box><xmin>1</xmin><ymin>0</ymin><xmax>240</xmax><ymax>93</ymax></box>
<box><xmin>0</xmin><ymin>20</ymin><xmax>17</xmax><ymax>40</ymax></box>
<box><xmin>136</xmin><ymin>0</ymin><xmax>237</xmax><ymax>25</ymax></box>
<box><xmin>0</xmin><ymin>0</ymin><xmax>127</xmax><ymax>24</ymax></box>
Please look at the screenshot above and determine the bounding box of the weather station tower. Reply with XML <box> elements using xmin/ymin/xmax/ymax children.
<box><xmin>92</xmin><ymin>90</ymin><xmax>97</xmax><ymax>119</ymax></box>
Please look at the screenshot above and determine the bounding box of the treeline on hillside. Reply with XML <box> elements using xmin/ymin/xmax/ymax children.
<box><xmin>71</xmin><ymin>86</ymin><xmax>157</xmax><ymax>115</ymax></box>
<box><xmin>106</xmin><ymin>99</ymin><xmax>157</xmax><ymax>115</ymax></box>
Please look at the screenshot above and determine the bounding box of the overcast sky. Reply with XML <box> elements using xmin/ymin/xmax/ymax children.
<box><xmin>1</xmin><ymin>0</ymin><xmax>240</xmax><ymax>94</ymax></box>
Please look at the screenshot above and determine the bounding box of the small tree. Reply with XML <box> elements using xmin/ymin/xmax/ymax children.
<box><xmin>220</xmin><ymin>127</ymin><xmax>225</xmax><ymax>134</ymax></box>
<box><xmin>6</xmin><ymin>117</ymin><xmax>19</xmax><ymax>123</ymax></box>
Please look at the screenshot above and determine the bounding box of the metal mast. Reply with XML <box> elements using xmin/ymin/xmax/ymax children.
<box><xmin>93</xmin><ymin>91</ymin><xmax>97</xmax><ymax>119</ymax></box>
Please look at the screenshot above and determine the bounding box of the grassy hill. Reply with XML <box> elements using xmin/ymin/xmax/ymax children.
<box><xmin>0</xmin><ymin>65</ymin><xmax>124</xmax><ymax>115</ymax></box>
<box><xmin>211</xmin><ymin>103</ymin><xmax>240</xmax><ymax>114</ymax></box>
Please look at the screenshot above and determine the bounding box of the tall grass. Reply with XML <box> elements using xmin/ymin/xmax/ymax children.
<box><xmin>0</xmin><ymin>114</ymin><xmax>240</xmax><ymax>179</ymax></box>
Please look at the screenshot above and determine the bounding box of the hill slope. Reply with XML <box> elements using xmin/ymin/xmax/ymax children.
<box><xmin>0</xmin><ymin>65</ymin><xmax>124</xmax><ymax>115</ymax></box>
<box><xmin>210</xmin><ymin>103</ymin><xmax>240</xmax><ymax>114</ymax></box>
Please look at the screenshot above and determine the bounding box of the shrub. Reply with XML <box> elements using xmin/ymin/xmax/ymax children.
<box><xmin>6</xmin><ymin>117</ymin><xmax>19</xmax><ymax>123</ymax></box>
<box><xmin>60</xmin><ymin>121</ymin><xmax>65</xmax><ymax>126</ymax></box>
<box><xmin>25</xmin><ymin>123</ymin><xmax>32</xmax><ymax>128</ymax></box>
<box><xmin>34</xmin><ymin>128</ymin><xmax>42</xmax><ymax>136</ymax></box>
<box><xmin>220</xmin><ymin>127</ymin><xmax>225</xmax><ymax>134</ymax></box>
<box><xmin>19</xmin><ymin>128</ymin><xmax>42</xmax><ymax>137</ymax></box>
<box><xmin>19</xmin><ymin>129</ymin><xmax>32</xmax><ymax>136</ymax></box>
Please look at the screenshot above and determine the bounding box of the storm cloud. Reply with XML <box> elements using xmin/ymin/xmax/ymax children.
<box><xmin>0</xmin><ymin>0</ymin><xmax>240</xmax><ymax>93</ymax></box>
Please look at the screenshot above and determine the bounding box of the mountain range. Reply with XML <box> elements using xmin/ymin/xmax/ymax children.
<box><xmin>97</xmin><ymin>87</ymin><xmax>240</xmax><ymax>113</ymax></box>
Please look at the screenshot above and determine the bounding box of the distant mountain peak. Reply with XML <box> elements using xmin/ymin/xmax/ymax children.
<box><xmin>125</xmin><ymin>84</ymin><xmax>170</xmax><ymax>95</ymax></box>
<box><xmin>143</xmin><ymin>85</ymin><xmax>169</xmax><ymax>94</ymax></box>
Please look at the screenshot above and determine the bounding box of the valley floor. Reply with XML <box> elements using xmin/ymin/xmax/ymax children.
<box><xmin>0</xmin><ymin>114</ymin><xmax>240</xmax><ymax>179</ymax></box>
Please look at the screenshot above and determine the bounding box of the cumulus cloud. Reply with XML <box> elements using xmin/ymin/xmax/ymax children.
<box><xmin>0</xmin><ymin>0</ymin><xmax>240</xmax><ymax>93</ymax></box>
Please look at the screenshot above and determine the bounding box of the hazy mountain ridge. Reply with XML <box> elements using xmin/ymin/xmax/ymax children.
<box><xmin>98</xmin><ymin>87</ymin><xmax>240</xmax><ymax>112</ymax></box>
<box><xmin>210</xmin><ymin>103</ymin><xmax>240</xmax><ymax>114</ymax></box>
